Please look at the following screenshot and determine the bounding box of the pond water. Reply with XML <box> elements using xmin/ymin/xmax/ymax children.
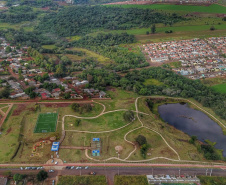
<box><xmin>158</xmin><ymin>103</ymin><xmax>226</xmax><ymax>157</ymax></box>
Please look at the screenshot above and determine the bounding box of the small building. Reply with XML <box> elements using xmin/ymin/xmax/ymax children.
<box><xmin>51</xmin><ymin>142</ymin><xmax>60</xmax><ymax>152</ymax></box>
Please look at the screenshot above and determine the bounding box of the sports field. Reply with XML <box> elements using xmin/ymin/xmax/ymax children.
<box><xmin>34</xmin><ymin>112</ymin><xmax>58</xmax><ymax>133</ymax></box>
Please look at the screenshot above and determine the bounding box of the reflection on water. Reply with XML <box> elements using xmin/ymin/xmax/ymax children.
<box><xmin>158</xmin><ymin>103</ymin><xmax>226</xmax><ymax>157</ymax></box>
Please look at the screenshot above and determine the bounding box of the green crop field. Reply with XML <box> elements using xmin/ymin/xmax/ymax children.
<box><xmin>211</xmin><ymin>83</ymin><xmax>226</xmax><ymax>94</ymax></box>
<box><xmin>108</xmin><ymin>4</ymin><xmax>226</xmax><ymax>14</ymax></box>
<box><xmin>34</xmin><ymin>112</ymin><xmax>58</xmax><ymax>133</ymax></box>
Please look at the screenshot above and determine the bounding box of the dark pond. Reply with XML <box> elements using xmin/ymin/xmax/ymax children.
<box><xmin>158</xmin><ymin>103</ymin><xmax>226</xmax><ymax>157</ymax></box>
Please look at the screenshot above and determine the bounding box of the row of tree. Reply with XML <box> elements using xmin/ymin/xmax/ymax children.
<box><xmin>37</xmin><ymin>6</ymin><xmax>185</xmax><ymax>36</ymax></box>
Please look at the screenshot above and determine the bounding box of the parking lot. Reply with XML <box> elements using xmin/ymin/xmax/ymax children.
<box><xmin>147</xmin><ymin>175</ymin><xmax>200</xmax><ymax>184</ymax></box>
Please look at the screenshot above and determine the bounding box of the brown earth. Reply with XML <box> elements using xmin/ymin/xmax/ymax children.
<box><xmin>12</xmin><ymin>104</ymin><xmax>28</xmax><ymax>116</ymax></box>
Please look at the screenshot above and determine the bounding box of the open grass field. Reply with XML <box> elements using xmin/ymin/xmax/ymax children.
<box><xmin>65</xmin><ymin>111</ymin><xmax>128</xmax><ymax>131</ymax></box>
<box><xmin>108</xmin><ymin>4</ymin><xmax>226</xmax><ymax>14</ymax></box>
<box><xmin>198</xmin><ymin>176</ymin><xmax>226</xmax><ymax>185</ymax></box>
<box><xmin>112</xmin><ymin>24</ymin><xmax>226</xmax><ymax>36</ymax></box>
<box><xmin>58</xmin><ymin>175</ymin><xmax>107</xmax><ymax>185</ymax></box>
<box><xmin>34</xmin><ymin>112</ymin><xmax>58</xmax><ymax>133</ymax></box>
<box><xmin>42</xmin><ymin>45</ymin><xmax>57</xmax><ymax>50</ymax></box>
<box><xmin>211</xmin><ymin>83</ymin><xmax>226</xmax><ymax>94</ymax></box>
<box><xmin>143</xmin><ymin>79</ymin><xmax>164</xmax><ymax>86</ymax></box>
<box><xmin>114</xmin><ymin>175</ymin><xmax>148</xmax><ymax>185</ymax></box>
<box><xmin>68</xmin><ymin>47</ymin><xmax>113</xmax><ymax>65</ymax></box>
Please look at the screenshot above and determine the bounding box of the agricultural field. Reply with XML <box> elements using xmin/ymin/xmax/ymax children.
<box><xmin>108</xmin><ymin>4</ymin><xmax>226</xmax><ymax>14</ymax></box>
<box><xmin>58</xmin><ymin>175</ymin><xmax>107</xmax><ymax>185</ymax></box>
<box><xmin>211</xmin><ymin>83</ymin><xmax>226</xmax><ymax>94</ymax></box>
<box><xmin>114</xmin><ymin>175</ymin><xmax>148</xmax><ymax>185</ymax></box>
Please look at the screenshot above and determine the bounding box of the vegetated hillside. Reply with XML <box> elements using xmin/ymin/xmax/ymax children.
<box><xmin>80</xmin><ymin>67</ymin><xmax>226</xmax><ymax>120</ymax></box>
<box><xmin>37</xmin><ymin>6</ymin><xmax>185</xmax><ymax>36</ymax></box>
<box><xmin>0</xmin><ymin>5</ymin><xmax>37</xmax><ymax>23</ymax></box>
<box><xmin>73</xmin><ymin>0</ymin><xmax>127</xmax><ymax>4</ymax></box>
<box><xmin>71</xmin><ymin>32</ymin><xmax>148</xmax><ymax>71</ymax></box>
<box><xmin>5</xmin><ymin>0</ymin><xmax>56</xmax><ymax>7</ymax></box>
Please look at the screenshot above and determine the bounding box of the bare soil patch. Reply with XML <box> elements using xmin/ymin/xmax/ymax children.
<box><xmin>43</xmin><ymin>103</ymin><xmax>71</xmax><ymax>108</ymax></box>
<box><xmin>12</xmin><ymin>104</ymin><xmax>28</xmax><ymax>116</ymax></box>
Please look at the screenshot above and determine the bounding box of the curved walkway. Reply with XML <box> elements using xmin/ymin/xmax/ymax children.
<box><xmin>61</xmin><ymin>96</ymin><xmax>226</xmax><ymax>165</ymax></box>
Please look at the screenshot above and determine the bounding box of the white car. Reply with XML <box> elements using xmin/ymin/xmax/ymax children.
<box><xmin>85</xmin><ymin>166</ymin><xmax>89</xmax><ymax>169</ymax></box>
<box><xmin>20</xmin><ymin>167</ymin><xmax>23</xmax><ymax>170</ymax></box>
<box><xmin>76</xmin><ymin>166</ymin><xmax>82</xmax><ymax>170</ymax></box>
<box><xmin>55</xmin><ymin>161</ymin><xmax>58</xmax><ymax>165</ymax></box>
<box><xmin>49</xmin><ymin>170</ymin><xmax>54</xmax><ymax>173</ymax></box>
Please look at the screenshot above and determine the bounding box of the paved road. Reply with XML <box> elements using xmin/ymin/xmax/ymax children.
<box><xmin>1</xmin><ymin>167</ymin><xmax>226</xmax><ymax>185</ymax></box>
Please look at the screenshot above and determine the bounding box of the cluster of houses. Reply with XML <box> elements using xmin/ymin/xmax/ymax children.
<box><xmin>0</xmin><ymin>37</ymin><xmax>107</xmax><ymax>100</ymax></box>
<box><xmin>207</xmin><ymin>37</ymin><xmax>226</xmax><ymax>55</ymax></box>
<box><xmin>143</xmin><ymin>38</ymin><xmax>218</xmax><ymax>62</ymax></box>
<box><xmin>172</xmin><ymin>57</ymin><xmax>226</xmax><ymax>79</ymax></box>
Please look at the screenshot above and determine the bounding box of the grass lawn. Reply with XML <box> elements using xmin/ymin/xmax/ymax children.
<box><xmin>64</xmin><ymin>111</ymin><xmax>128</xmax><ymax>131</ymax></box>
<box><xmin>108</xmin><ymin>4</ymin><xmax>226</xmax><ymax>14</ymax></box>
<box><xmin>68</xmin><ymin>47</ymin><xmax>113</xmax><ymax>65</ymax></box>
<box><xmin>113</xmin><ymin>24</ymin><xmax>226</xmax><ymax>36</ymax></box>
<box><xmin>66</xmin><ymin>35</ymin><xmax>81</xmax><ymax>41</ymax></box>
<box><xmin>61</xmin><ymin>120</ymin><xmax>140</xmax><ymax>161</ymax></box>
<box><xmin>42</xmin><ymin>45</ymin><xmax>57</xmax><ymax>49</ymax></box>
<box><xmin>202</xmin><ymin>77</ymin><xmax>226</xmax><ymax>86</ymax></box>
<box><xmin>1</xmin><ymin>106</ymin><xmax>9</xmax><ymax>113</ymax></box>
<box><xmin>143</xmin><ymin>79</ymin><xmax>164</xmax><ymax>86</ymax></box>
<box><xmin>98</xmin><ymin>88</ymin><xmax>138</xmax><ymax>112</ymax></box>
<box><xmin>126</xmin><ymin>127</ymin><xmax>179</xmax><ymax>160</ymax></box>
<box><xmin>0</xmin><ymin>104</ymin><xmax>8</xmax><ymax>108</ymax></box>
<box><xmin>211</xmin><ymin>83</ymin><xmax>226</xmax><ymax>94</ymax></box>
<box><xmin>58</xmin><ymin>175</ymin><xmax>107</xmax><ymax>185</ymax></box>
<box><xmin>114</xmin><ymin>175</ymin><xmax>148</xmax><ymax>185</ymax></box>
<box><xmin>198</xmin><ymin>176</ymin><xmax>226</xmax><ymax>185</ymax></box>
<box><xmin>34</xmin><ymin>113</ymin><xmax>58</xmax><ymax>133</ymax></box>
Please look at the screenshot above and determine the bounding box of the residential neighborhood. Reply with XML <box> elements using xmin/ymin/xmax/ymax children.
<box><xmin>142</xmin><ymin>37</ymin><xmax>226</xmax><ymax>79</ymax></box>
<box><xmin>0</xmin><ymin>37</ymin><xmax>107</xmax><ymax>100</ymax></box>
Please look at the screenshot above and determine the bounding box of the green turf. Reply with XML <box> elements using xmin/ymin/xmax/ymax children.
<box><xmin>108</xmin><ymin>4</ymin><xmax>226</xmax><ymax>14</ymax></box>
<box><xmin>58</xmin><ymin>175</ymin><xmax>107</xmax><ymax>185</ymax></box>
<box><xmin>109</xmin><ymin>24</ymin><xmax>226</xmax><ymax>35</ymax></box>
<box><xmin>198</xmin><ymin>176</ymin><xmax>226</xmax><ymax>185</ymax></box>
<box><xmin>211</xmin><ymin>83</ymin><xmax>226</xmax><ymax>94</ymax></box>
<box><xmin>114</xmin><ymin>175</ymin><xmax>148</xmax><ymax>185</ymax></box>
<box><xmin>34</xmin><ymin>112</ymin><xmax>58</xmax><ymax>133</ymax></box>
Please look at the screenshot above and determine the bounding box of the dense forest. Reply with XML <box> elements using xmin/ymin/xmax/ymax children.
<box><xmin>0</xmin><ymin>29</ymin><xmax>55</xmax><ymax>47</ymax></box>
<box><xmin>0</xmin><ymin>5</ymin><xmax>37</xmax><ymax>23</ymax></box>
<box><xmin>71</xmin><ymin>33</ymin><xmax>148</xmax><ymax>71</ymax></box>
<box><xmin>73</xmin><ymin>0</ymin><xmax>127</xmax><ymax>4</ymax></box>
<box><xmin>5</xmin><ymin>0</ymin><xmax>57</xmax><ymax>7</ymax></box>
<box><xmin>37</xmin><ymin>6</ymin><xmax>185</xmax><ymax>36</ymax></box>
<box><xmin>81</xmin><ymin>67</ymin><xmax>226</xmax><ymax>120</ymax></box>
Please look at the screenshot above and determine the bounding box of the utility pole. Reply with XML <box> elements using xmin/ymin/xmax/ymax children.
<box><xmin>179</xmin><ymin>168</ymin><xmax>181</xmax><ymax>177</ymax></box>
<box><xmin>206</xmin><ymin>169</ymin><xmax>208</xmax><ymax>176</ymax></box>
<box><xmin>152</xmin><ymin>168</ymin><xmax>153</xmax><ymax>176</ymax></box>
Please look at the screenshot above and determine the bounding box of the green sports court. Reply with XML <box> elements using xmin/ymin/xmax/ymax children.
<box><xmin>34</xmin><ymin>112</ymin><xmax>58</xmax><ymax>133</ymax></box>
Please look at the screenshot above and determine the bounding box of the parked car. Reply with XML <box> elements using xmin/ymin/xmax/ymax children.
<box><xmin>71</xmin><ymin>166</ymin><xmax>75</xmax><ymax>169</ymax></box>
<box><xmin>85</xmin><ymin>166</ymin><xmax>89</xmax><ymax>169</ymax></box>
<box><xmin>20</xmin><ymin>167</ymin><xmax>23</xmax><ymax>170</ymax></box>
<box><xmin>49</xmin><ymin>170</ymin><xmax>54</xmax><ymax>173</ymax></box>
<box><xmin>76</xmin><ymin>166</ymin><xmax>82</xmax><ymax>170</ymax></box>
<box><xmin>55</xmin><ymin>161</ymin><xmax>58</xmax><ymax>165</ymax></box>
<box><xmin>51</xmin><ymin>159</ymin><xmax>54</xmax><ymax>163</ymax></box>
<box><xmin>90</xmin><ymin>172</ymin><xmax>96</xmax><ymax>175</ymax></box>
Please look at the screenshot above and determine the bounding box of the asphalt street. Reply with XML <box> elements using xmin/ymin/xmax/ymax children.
<box><xmin>1</xmin><ymin>167</ymin><xmax>226</xmax><ymax>185</ymax></box>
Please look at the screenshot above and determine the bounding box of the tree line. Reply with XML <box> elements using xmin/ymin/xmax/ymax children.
<box><xmin>37</xmin><ymin>6</ymin><xmax>185</xmax><ymax>36</ymax></box>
